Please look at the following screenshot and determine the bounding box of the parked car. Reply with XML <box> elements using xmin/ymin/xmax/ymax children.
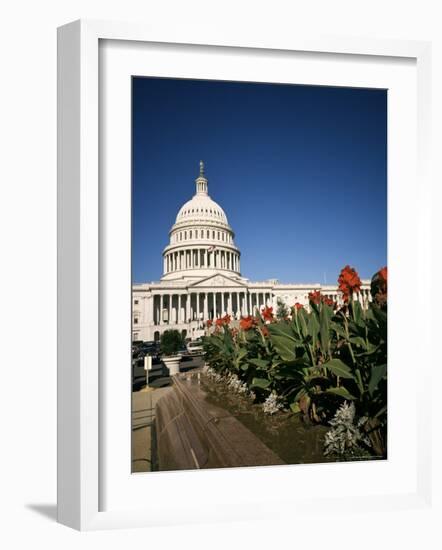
<box><xmin>186</xmin><ymin>339</ymin><xmax>205</xmax><ymax>356</ymax></box>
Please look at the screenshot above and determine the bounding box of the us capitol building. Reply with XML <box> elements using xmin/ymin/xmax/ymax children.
<box><xmin>132</xmin><ymin>162</ymin><xmax>371</xmax><ymax>342</ymax></box>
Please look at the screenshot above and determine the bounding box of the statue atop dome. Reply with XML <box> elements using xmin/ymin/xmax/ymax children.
<box><xmin>199</xmin><ymin>160</ymin><xmax>205</xmax><ymax>177</ymax></box>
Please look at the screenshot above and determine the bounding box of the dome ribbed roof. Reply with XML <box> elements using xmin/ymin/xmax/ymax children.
<box><xmin>175</xmin><ymin>195</ymin><xmax>228</xmax><ymax>225</ymax></box>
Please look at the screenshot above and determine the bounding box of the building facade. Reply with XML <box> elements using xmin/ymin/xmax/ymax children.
<box><xmin>132</xmin><ymin>162</ymin><xmax>371</xmax><ymax>342</ymax></box>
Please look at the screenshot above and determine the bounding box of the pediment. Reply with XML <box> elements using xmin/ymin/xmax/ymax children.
<box><xmin>189</xmin><ymin>274</ymin><xmax>247</xmax><ymax>289</ymax></box>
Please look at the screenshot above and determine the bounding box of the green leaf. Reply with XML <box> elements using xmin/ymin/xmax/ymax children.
<box><xmin>268</xmin><ymin>334</ymin><xmax>297</xmax><ymax>362</ymax></box>
<box><xmin>323</xmin><ymin>359</ymin><xmax>356</xmax><ymax>380</ymax></box>
<box><xmin>248</xmin><ymin>358</ymin><xmax>270</xmax><ymax>370</ymax></box>
<box><xmin>368</xmin><ymin>364</ymin><xmax>387</xmax><ymax>395</ymax></box>
<box><xmin>267</xmin><ymin>322</ymin><xmax>298</xmax><ymax>341</ymax></box>
<box><xmin>308</xmin><ymin>312</ymin><xmax>320</xmax><ymax>347</ymax></box>
<box><xmin>298</xmin><ymin>309</ymin><xmax>309</xmax><ymax>339</ymax></box>
<box><xmin>319</xmin><ymin>303</ymin><xmax>330</xmax><ymax>354</ymax></box>
<box><xmin>325</xmin><ymin>387</ymin><xmax>356</xmax><ymax>400</ymax></box>
<box><xmin>251</xmin><ymin>377</ymin><xmax>271</xmax><ymax>390</ymax></box>
<box><xmin>349</xmin><ymin>336</ymin><xmax>368</xmax><ymax>350</ymax></box>
<box><xmin>351</xmin><ymin>300</ymin><xmax>364</xmax><ymax>326</ymax></box>
<box><xmin>290</xmin><ymin>402</ymin><xmax>301</xmax><ymax>413</ymax></box>
<box><xmin>330</xmin><ymin>321</ymin><xmax>347</xmax><ymax>339</ymax></box>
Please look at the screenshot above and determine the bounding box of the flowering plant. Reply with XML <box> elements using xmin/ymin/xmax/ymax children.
<box><xmin>203</xmin><ymin>264</ymin><xmax>388</xmax><ymax>458</ymax></box>
<box><xmin>262</xmin><ymin>306</ymin><xmax>274</xmax><ymax>322</ymax></box>
<box><xmin>371</xmin><ymin>266</ymin><xmax>387</xmax><ymax>308</ymax></box>
<box><xmin>240</xmin><ymin>316</ymin><xmax>256</xmax><ymax>331</ymax></box>
<box><xmin>338</xmin><ymin>265</ymin><xmax>362</xmax><ymax>302</ymax></box>
<box><xmin>215</xmin><ymin>314</ymin><xmax>231</xmax><ymax>327</ymax></box>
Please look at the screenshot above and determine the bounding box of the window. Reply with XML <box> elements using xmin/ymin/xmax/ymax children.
<box><xmin>134</xmin><ymin>318</ymin><xmax>139</xmax><ymax>325</ymax></box>
<box><xmin>134</xmin><ymin>300</ymin><xmax>139</xmax><ymax>305</ymax></box>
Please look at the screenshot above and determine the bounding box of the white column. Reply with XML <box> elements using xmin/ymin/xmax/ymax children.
<box><xmin>203</xmin><ymin>292</ymin><xmax>208</xmax><ymax>321</ymax></box>
<box><xmin>168</xmin><ymin>295</ymin><xmax>172</xmax><ymax>325</ymax></box>
<box><xmin>184</xmin><ymin>293</ymin><xmax>190</xmax><ymax>323</ymax></box>
<box><xmin>227</xmin><ymin>292</ymin><xmax>232</xmax><ymax>315</ymax></box>
<box><xmin>196</xmin><ymin>292</ymin><xmax>200</xmax><ymax>320</ymax></box>
<box><xmin>237</xmin><ymin>292</ymin><xmax>241</xmax><ymax>317</ymax></box>
<box><xmin>160</xmin><ymin>295</ymin><xmax>164</xmax><ymax>324</ymax></box>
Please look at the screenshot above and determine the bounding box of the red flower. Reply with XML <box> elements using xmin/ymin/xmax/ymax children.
<box><xmin>206</xmin><ymin>319</ymin><xmax>213</xmax><ymax>328</ymax></box>
<box><xmin>261</xmin><ymin>326</ymin><xmax>269</xmax><ymax>337</ymax></box>
<box><xmin>308</xmin><ymin>290</ymin><xmax>322</xmax><ymax>305</ymax></box>
<box><xmin>371</xmin><ymin>266</ymin><xmax>387</xmax><ymax>307</ymax></box>
<box><xmin>338</xmin><ymin>265</ymin><xmax>361</xmax><ymax>303</ymax></box>
<box><xmin>294</xmin><ymin>302</ymin><xmax>303</xmax><ymax>310</ymax></box>
<box><xmin>240</xmin><ymin>316</ymin><xmax>256</xmax><ymax>331</ymax></box>
<box><xmin>262</xmin><ymin>306</ymin><xmax>274</xmax><ymax>321</ymax></box>
<box><xmin>321</xmin><ymin>296</ymin><xmax>334</xmax><ymax>307</ymax></box>
<box><xmin>215</xmin><ymin>314</ymin><xmax>231</xmax><ymax>327</ymax></box>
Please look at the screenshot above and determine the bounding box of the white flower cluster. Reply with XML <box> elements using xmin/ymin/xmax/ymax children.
<box><xmin>262</xmin><ymin>391</ymin><xmax>283</xmax><ymax>415</ymax></box>
<box><xmin>206</xmin><ymin>367</ymin><xmax>256</xmax><ymax>401</ymax></box>
<box><xmin>324</xmin><ymin>401</ymin><xmax>370</xmax><ymax>457</ymax></box>
<box><xmin>205</xmin><ymin>366</ymin><xmax>224</xmax><ymax>384</ymax></box>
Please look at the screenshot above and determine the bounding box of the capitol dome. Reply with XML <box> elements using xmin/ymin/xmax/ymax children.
<box><xmin>161</xmin><ymin>161</ymin><xmax>241</xmax><ymax>281</ymax></box>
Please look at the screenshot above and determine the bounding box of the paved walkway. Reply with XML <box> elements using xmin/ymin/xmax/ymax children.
<box><xmin>131</xmin><ymin>386</ymin><xmax>172</xmax><ymax>473</ymax></box>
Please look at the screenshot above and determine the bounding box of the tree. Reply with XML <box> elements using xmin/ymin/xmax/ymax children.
<box><xmin>276</xmin><ymin>298</ymin><xmax>289</xmax><ymax>320</ymax></box>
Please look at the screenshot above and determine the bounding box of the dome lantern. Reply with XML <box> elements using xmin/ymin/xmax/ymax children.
<box><xmin>195</xmin><ymin>160</ymin><xmax>208</xmax><ymax>195</ymax></box>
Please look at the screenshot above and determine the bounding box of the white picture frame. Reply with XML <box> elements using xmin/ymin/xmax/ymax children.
<box><xmin>57</xmin><ymin>19</ymin><xmax>432</xmax><ymax>531</ymax></box>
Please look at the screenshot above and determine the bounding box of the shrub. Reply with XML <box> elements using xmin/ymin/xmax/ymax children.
<box><xmin>160</xmin><ymin>329</ymin><xmax>183</xmax><ymax>356</ymax></box>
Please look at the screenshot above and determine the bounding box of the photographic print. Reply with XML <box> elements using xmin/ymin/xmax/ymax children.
<box><xmin>131</xmin><ymin>77</ymin><xmax>387</xmax><ymax>473</ymax></box>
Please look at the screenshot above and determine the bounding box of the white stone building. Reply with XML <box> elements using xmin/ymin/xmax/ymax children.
<box><xmin>132</xmin><ymin>162</ymin><xmax>371</xmax><ymax>342</ymax></box>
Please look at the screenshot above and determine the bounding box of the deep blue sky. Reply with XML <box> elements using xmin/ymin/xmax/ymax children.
<box><xmin>132</xmin><ymin>77</ymin><xmax>386</xmax><ymax>284</ymax></box>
